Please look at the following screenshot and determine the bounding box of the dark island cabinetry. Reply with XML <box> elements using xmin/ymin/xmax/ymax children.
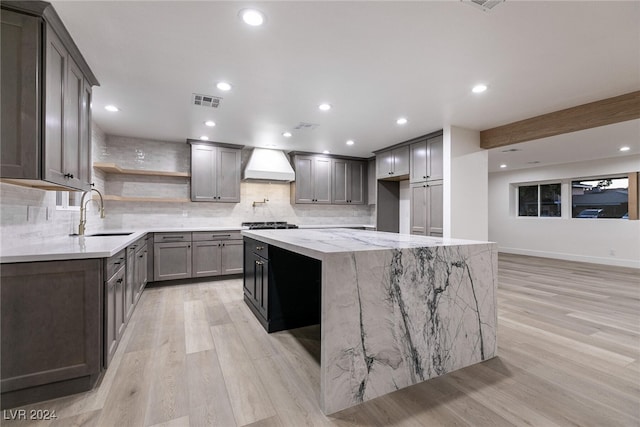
<box><xmin>243</xmin><ymin>237</ymin><xmax>321</xmax><ymax>333</ymax></box>
<box><xmin>0</xmin><ymin>259</ymin><xmax>103</xmax><ymax>409</ymax></box>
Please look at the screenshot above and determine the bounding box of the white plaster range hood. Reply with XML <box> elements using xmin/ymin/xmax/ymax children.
<box><xmin>243</xmin><ymin>148</ymin><xmax>296</xmax><ymax>182</ymax></box>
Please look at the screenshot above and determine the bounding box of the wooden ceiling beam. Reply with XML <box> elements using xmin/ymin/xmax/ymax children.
<box><xmin>480</xmin><ymin>91</ymin><xmax>640</xmax><ymax>149</ymax></box>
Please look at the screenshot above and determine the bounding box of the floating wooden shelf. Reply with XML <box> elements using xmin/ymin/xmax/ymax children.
<box><xmin>93</xmin><ymin>162</ymin><xmax>190</xmax><ymax>178</ymax></box>
<box><xmin>97</xmin><ymin>195</ymin><xmax>191</xmax><ymax>203</ymax></box>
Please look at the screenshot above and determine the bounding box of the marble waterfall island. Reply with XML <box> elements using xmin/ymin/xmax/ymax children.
<box><xmin>241</xmin><ymin>228</ymin><xmax>498</xmax><ymax>415</ymax></box>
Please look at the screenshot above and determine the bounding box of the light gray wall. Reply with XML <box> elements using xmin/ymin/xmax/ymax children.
<box><xmin>98</xmin><ymin>136</ymin><xmax>374</xmax><ymax>229</ymax></box>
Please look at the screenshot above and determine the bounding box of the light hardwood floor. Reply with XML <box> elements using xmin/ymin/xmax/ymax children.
<box><xmin>2</xmin><ymin>254</ymin><xmax>639</xmax><ymax>427</ymax></box>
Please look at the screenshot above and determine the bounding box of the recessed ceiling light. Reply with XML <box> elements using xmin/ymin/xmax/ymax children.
<box><xmin>105</xmin><ymin>105</ymin><xmax>119</xmax><ymax>112</ymax></box>
<box><xmin>472</xmin><ymin>84</ymin><xmax>488</xmax><ymax>94</ymax></box>
<box><xmin>619</xmin><ymin>146</ymin><xmax>630</xmax><ymax>152</ymax></box>
<box><xmin>499</xmin><ymin>164</ymin><xmax>507</xmax><ymax>168</ymax></box>
<box><xmin>216</xmin><ymin>82</ymin><xmax>232</xmax><ymax>91</ymax></box>
<box><xmin>200</xmin><ymin>136</ymin><xmax>209</xmax><ymax>141</ymax></box>
<box><xmin>318</xmin><ymin>103</ymin><xmax>332</xmax><ymax>111</ymax></box>
<box><xmin>346</xmin><ymin>140</ymin><xmax>354</xmax><ymax>146</ymax></box>
<box><xmin>396</xmin><ymin>117</ymin><xmax>408</xmax><ymax>125</ymax></box>
<box><xmin>282</xmin><ymin>132</ymin><xmax>292</xmax><ymax>138</ymax></box>
<box><xmin>322</xmin><ymin>150</ymin><xmax>330</xmax><ymax>154</ymax></box>
<box><xmin>240</xmin><ymin>9</ymin><xmax>265</xmax><ymax>26</ymax></box>
<box><xmin>204</xmin><ymin>120</ymin><xmax>216</xmax><ymax>127</ymax></box>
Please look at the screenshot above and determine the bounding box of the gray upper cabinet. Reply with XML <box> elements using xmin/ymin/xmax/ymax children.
<box><xmin>292</xmin><ymin>155</ymin><xmax>331</xmax><ymax>204</ymax></box>
<box><xmin>0</xmin><ymin>2</ymin><xmax>98</xmax><ymax>191</ymax></box>
<box><xmin>189</xmin><ymin>141</ymin><xmax>242</xmax><ymax>203</ymax></box>
<box><xmin>410</xmin><ymin>135</ymin><xmax>443</xmax><ymax>183</ymax></box>
<box><xmin>332</xmin><ymin>159</ymin><xmax>367</xmax><ymax>205</ymax></box>
<box><xmin>376</xmin><ymin>145</ymin><xmax>409</xmax><ymax>179</ymax></box>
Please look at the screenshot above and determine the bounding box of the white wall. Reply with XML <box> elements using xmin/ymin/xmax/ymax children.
<box><xmin>489</xmin><ymin>155</ymin><xmax>640</xmax><ymax>268</ymax></box>
<box><xmin>444</xmin><ymin>126</ymin><xmax>489</xmax><ymax>241</ymax></box>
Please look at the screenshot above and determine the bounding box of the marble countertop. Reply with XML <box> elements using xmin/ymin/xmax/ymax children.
<box><xmin>0</xmin><ymin>225</ymin><xmax>377</xmax><ymax>263</ymax></box>
<box><xmin>242</xmin><ymin>228</ymin><xmax>492</xmax><ymax>261</ymax></box>
<box><xmin>0</xmin><ymin>226</ymin><xmax>245</xmax><ymax>263</ymax></box>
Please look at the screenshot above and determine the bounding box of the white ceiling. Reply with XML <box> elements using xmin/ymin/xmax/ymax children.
<box><xmin>52</xmin><ymin>1</ymin><xmax>639</xmax><ymax>166</ymax></box>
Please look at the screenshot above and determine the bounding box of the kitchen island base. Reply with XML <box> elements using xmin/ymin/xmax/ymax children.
<box><xmin>242</xmin><ymin>229</ymin><xmax>497</xmax><ymax>415</ymax></box>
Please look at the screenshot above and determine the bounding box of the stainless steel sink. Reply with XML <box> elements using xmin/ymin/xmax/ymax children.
<box><xmin>69</xmin><ymin>232</ymin><xmax>133</xmax><ymax>237</ymax></box>
<box><xmin>85</xmin><ymin>232</ymin><xmax>134</xmax><ymax>237</ymax></box>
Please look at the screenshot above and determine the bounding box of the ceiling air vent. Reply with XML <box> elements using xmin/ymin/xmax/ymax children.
<box><xmin>462</xmin><ymin>0</ymin><xmax>504</xmax><ymax>12</ymax></box>
<box><xmin>293</xmin><ymin>122</ymin><xmax>320</xmax><ymax>131</ymax></box>
<box><xmin>192</xmin><ymin>93</ymin><xmax>222</xmax><ymax>108</ymax></box>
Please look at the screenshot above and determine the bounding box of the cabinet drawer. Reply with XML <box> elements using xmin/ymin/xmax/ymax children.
<box><xmin>127</xmin><ymin>235</ymin><xmax>146</xmax><ymax>252</ymax></box>
<box><xmin>192</xmin><ymin>231</ymin><xmax>241</xmax><ymax>241</ymax></box>
<box><xmin>106</xmin><ymin>250</ymin><xmax>126</xmax><ymax>280</ymax></box>
<box><xmin>245</xmin><ymin>238</ymin><xmax>269</xmax><ymax>258</ymax></box>
<box><xmin>155</xmin><ymin>232</ymin><xmax>192</xmax><ymax>242</ymax></box>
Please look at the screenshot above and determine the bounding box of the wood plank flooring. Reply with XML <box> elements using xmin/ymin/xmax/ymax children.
<box><xmin>2</xmin><ymin>253</ymin><xmax>639</xmax><ymax>426</ymax></box>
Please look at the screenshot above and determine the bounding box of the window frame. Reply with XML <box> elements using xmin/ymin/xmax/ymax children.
<box><xmin>516</xmin><ymin>182</ymin><xmax>562</xmax><ymax>219</ymax></box>
<box><xmin>570</xmin><ymin>175</ymin><xmax>629</xmax><ymax>220</ymax></box>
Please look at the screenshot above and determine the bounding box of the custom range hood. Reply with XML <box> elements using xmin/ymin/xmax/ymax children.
<box><xmin>243</xmin><ymin>148</ymin><xmax>295</xmax><ymax>182</ymax></box>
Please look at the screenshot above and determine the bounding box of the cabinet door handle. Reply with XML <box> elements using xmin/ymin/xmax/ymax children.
<box><xmin>423</xmin><ymin>175</ymin><xmax>426</xmax><ymax>179</ymax></box>
<box><xmin>255</xmin><ymin>260</ymin><xmax>264</xmax><ymax>265</ymax></box>
<box><xmin>187</xmin><ymin>245</ymin><xmax>191</xmax><ymax>248</ymax></box>
<box><xmin>256</xmin><ymin>246</ymin><xmax>264</xmax><ymax>250</ymax></box>
<box><xmin>426</xmin><ymin>175</ymin><xmax>430</xmax><ymax>178</ymax></box>
<box><xmin>138</xmin><ymin>254</ymin><xmax>144</xmax><ymax>258</ymax></box>
<box><xmin>222</xmin><ymin>243</ymin><xmax>225</xmax><ymax>247</ymax></box>
<box><xmin>117</xmin><ymin>278</ymin><xmax>123</xmax><ymax>283</ymax></box>
<box><xmin>64</xmin><ymin>173</ymin><xmax>74</xmax><ymax>179</ymax></box>
<box><xmin>113</xmin><ymin>262</ymin><xmax>121</xmax><ymax>265</ymax></box>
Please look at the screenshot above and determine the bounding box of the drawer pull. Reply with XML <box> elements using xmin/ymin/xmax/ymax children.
<box><xmin>255</xmin><ymin>260</ymin><xmax>264</xmax><ymax>265</ymax></box>
<box><xmin>214</xmin><ymin>234</ymin><xmax>231</xmax><ymax>238</ymax></box>
<box><xmin>163</xmin><ymin>236</ymin><xmax>184</xmax><ymax>240</ymax></box>
<box><xmin>116</xmin><ymin>278</ymin><xmax>123</xmax><ymax>283</ymax></box>
<box><xmin>255</xmin><ymin>246</ymin><xmax>264</xmax><ymax>250</ymax></box>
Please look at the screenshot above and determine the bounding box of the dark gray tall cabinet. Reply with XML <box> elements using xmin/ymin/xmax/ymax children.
<box><xmin>410</xmin><ymin>134</ymin><xmax>443</xmax><ymax>236</ymax></box>
<box><xmin>375</xmin><ymin>131</ymin><xmax>443</xmax><ymax>235</ymax></box>
<box><xmin>0</xmin><ymin>2</ymin><xmax>99</xmax><ymax>191</ymax></box>
<box><xmin>188</xmin><ymin>140</ymin><xmax>243</xmax><ymax>203</ymax></box>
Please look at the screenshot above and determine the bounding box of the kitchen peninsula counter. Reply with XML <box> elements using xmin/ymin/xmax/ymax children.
<box><xmin>241</xmin><ymin>228</ymin><xmax>498</xmax><ymax>414</ymax></box>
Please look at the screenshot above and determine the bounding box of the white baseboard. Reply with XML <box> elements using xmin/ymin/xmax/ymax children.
<box><xmin>498</xmin><ymin>247</ymin><xmax>640</xmax><ymax>269</ymax></box>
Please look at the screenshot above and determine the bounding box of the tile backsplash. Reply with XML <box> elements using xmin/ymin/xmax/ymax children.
<box><xmin>1</xmin><ymin>126</ymin><xmax>374</xmax><ymax>247</ymax></box>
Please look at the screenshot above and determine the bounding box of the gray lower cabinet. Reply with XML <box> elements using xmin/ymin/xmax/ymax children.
<box><xmin>134</xmin><ymin>243</ymin><xmax>148</xmax><ymax>303</ymax></box>
<box><xmin>189</xmin><ymin>141</ymin><xmax>242</xmax><ymax>203</ymax></box>
<box><xmin>192</xmin><ymin>231</ymin><xmax>243</xmax><ymax>277</ymax></box>
<box><xmin>410</xmin><ymin>180</ymin><xmax>443</xmax><ymax>237</ymax></box>
<box><xmin>125</xmin><ymin>237</ymin><xmax>147</xmax><ymax>320</ymax></box>
<box><xmin>154</xmin><ymin>242</ymin><xmax>192</xmax><ymax>281</ymax></box>
<box><xmin>292</xmin><ymin>154</ymin><xmax>332</xmax><ymax>204</ymax></box>
<box><xmin>332</xmin><ymin>159</ymin><xmax>367</xmax><ymax>205</ymax></box>
<box><xmin>105</xmin><ymin>250</ymin><xmax>126</xmax><ymax>367</ymax></box>
<box><xmin>0</xmin><ymin>259</ymin><xmax>102</xmax><ymax>409</ymax></box>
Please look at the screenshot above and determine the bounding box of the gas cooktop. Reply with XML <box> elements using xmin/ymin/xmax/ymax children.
<box><xmin>242</xmin><ymin>222</ymin><xmax>299</xmax><ymax>230</ymax></box>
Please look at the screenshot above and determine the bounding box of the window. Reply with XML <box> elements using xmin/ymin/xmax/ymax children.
<box><xmin>518</xmin><ymin>183</ymin><xmax>561</xmax><ymax>217</ymax></box>
<box><xmin>572</xmin><ymin>177</ymin><xmax>628</xmax><ymax>219</ymax></box>
<box><xmin>56</xmin><ymin>191</ymin><xmax>82</xmax><ymax>211</ymax></box>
